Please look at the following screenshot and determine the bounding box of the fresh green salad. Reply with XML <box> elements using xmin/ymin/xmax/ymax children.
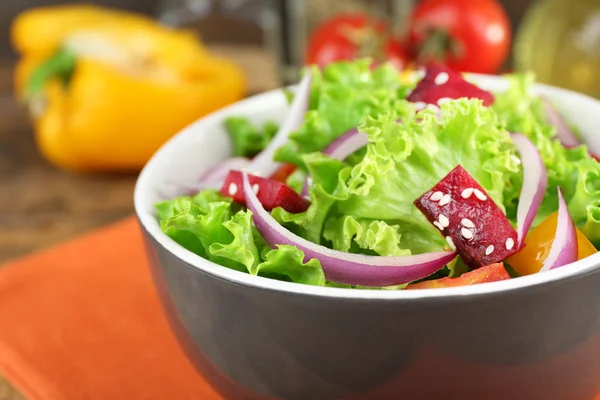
<box><xmin>155</xmin><ymin>59</ymin><xmax>600</xmax><ymax>290</ymax></box>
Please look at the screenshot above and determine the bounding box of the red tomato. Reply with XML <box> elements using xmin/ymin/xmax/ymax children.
<box><xmin>407</xmin><ymin>0</ymin><xmax>512</xmax><ymax>74</ymax></box>
<box><xmin>306</xmin><ymin>13</ymin><xmax>408</xmax><ymax>71</ymax></box>
<box><xmin>269</xmin><ymin>163</ymin><xmax>296</xmax><ymax>183</ymax></box>
<box><xmin>406</xmin><ymin>263</ymin><xmax>510</xmax><ymax>290</ymax></box>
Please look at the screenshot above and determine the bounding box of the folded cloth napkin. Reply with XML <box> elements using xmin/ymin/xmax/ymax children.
<box><xmin>0</xmin><ymin>216</ymin><xmax>221</xmax><ymax>400</ymax></box>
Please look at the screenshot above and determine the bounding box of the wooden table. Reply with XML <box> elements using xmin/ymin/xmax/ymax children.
<box><xmin>0</xmin><ymin>44</ymin><xmax>279</xmax><ymax>400</ymax></box>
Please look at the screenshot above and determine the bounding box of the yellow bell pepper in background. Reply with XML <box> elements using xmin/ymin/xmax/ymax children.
<box><xmin>11</xmin><ymin>5</ymin><xmax>246</xmax><ymax>172</ymax></box>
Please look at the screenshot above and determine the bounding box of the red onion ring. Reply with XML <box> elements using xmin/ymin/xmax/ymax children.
<box><xmin>511</xmin><ymin>133</ymin><xmax>548</xmax><ymax>247</ymax></box>
<box><xmin>248</xmin><ymin>70</ymin><xmax>312</xmax><ymax>177</ymax></box>
<box><xmin>541</xmin><ymin>96</ymin><xmax>581</xmax><ymax>148</ymax></box>
<box><xmin>540</xmin><ymin>187</ymin><xmax>578</xmax><ymax>271</ymax></box>
<box><xmin>242</xmin><ymin>172</ymin><xmax>457</xmax><ymax>287</ymax></box>
<box><xmin>301</xmin><ymin>128</ymin><xmax>369</xmax><ymax>197</ymax></box>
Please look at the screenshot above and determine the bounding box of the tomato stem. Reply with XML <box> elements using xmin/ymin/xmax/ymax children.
<box><xmin>414</xmin><ymin>27</ymin><xmax>464</xmax><ymax>65</ymax></box>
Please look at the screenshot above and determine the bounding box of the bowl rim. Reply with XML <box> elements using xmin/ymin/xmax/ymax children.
<box><xmin>134</xmin><ymin>72</ymin><xmax>600</xmax><ymax>300</ymax></box>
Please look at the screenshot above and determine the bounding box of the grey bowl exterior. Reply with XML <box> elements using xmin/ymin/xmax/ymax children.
<box><xmin>135</xmin><ymin>75</ymin><xmax>600</xmax><ymax>400</ymax></box>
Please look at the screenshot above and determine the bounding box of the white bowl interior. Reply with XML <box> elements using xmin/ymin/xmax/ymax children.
<box><xmin>135</xmin><ymin>74</ymin><xmax>600</xmax><ymax>299</ymax></box>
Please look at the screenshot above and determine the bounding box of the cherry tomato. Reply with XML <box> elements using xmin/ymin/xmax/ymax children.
<box><xmin>306</xmin><ymin>13</ymin><xmax>408</xmax><ymax>71</ymax></box>
<box><xmin>407</xmin><ymin>263</ymin><xmax>509</xmax><ymax>289</ymax></box>
<box><xmin>407</xmin><ymin>0</ymin><xmax>512</xmax><ymax>74</ymax></box>
<box><xmin>269</xmin><ymin>163</ymin><xmax>297</xmax><ymax>183</ymax></box>
<box><xmin>507</xmin><ymin>212</ymin><xmax>597</xmax><ymax>276</ymax></box>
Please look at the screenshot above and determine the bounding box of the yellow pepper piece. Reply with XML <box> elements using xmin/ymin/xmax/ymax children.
<box><xmin>507</xmin><ymin>212</ymin><xmax>597</xmax><ymax>276</ymax></box>
<box><xmin>11</xmin><ymin>5</ymin><xmax>246</xmax><ymax>173</ymax></box>
<box><xmin>10</xmin><ymin>5</ymin><xmax>163</xmax><ymax>58</ymax></box>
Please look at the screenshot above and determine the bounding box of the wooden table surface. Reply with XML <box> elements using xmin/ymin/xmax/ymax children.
<box><xmin>0</xmin><ymin>44</ymin><xmax>279</xmax><ymax>400</ymax></box>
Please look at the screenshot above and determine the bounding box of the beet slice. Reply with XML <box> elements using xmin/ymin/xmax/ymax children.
<box><xmin>414</xmin><ymin>165</ymin><xmax>518</xmax><ymax>269</ymax></box>
<box><xmin>407</xmin><ymin>63</ymin><xmax>495</xmax><ymax>107</ymax></box>
<box><xmin>221</xmin><ymin>170</ymin><xmax>310</xmax><ymax>213</ymax></box>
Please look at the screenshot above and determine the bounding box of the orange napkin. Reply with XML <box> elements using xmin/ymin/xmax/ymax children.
<box><xmin>0</xmin><ymin>216</ymin><xmax>221</xmax><ymax>400</ymax></box>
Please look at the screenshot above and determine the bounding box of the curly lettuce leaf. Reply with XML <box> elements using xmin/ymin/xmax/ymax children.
<box><xmin>336</xmin><ymin>99</ymin><xmax>521</xmax><ymax>253</ymax></box>
<box><xmin>323</xmin><ymin>216</ymin><xmax>411</xmax><ymax>256</ymax></box>
<box><xmin>271</xmin><ymin>152</ymin><xmax>350</xmax><ymax>244</ymax></box>
<box><xmin>274</xmin><ymin>59</ymin><xmax>414</xmax><ymax>168</ymax></box>
<box><xmin>223</xmin><ymin>116</ymin><xmax>278</xmax><ymax>158</ymax></box>
<box><xmin>256</xmin><ymin>245</ymin><xmax>325</xmax><ymax>285</ymax></box>
<box><xmin>493</xmin><ymin>73</ymin><xmax>600</xmax><ymax>246</ymax></box>
<box><xmin>155</xmin><ymin>191</ymin><xmax>327</xmax><ymax>283</ymax></box>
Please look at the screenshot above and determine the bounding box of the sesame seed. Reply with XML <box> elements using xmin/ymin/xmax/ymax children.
<box><xmin>437</xmin><ymin>97</ymin><xmax>453</xmax><ymax>105</ymax></box>
<box><xmin>430</xmin><ymin>191</ymin><xmax>443</xmax><ymax>201</ymax></box>
<box><xmin>485</xmin><ymin>245</ymin><xmax>495</xmax><ymax>255</ymax></box>
<box><xmin>425</xmin><ymin>104</ymin><xmax>440</xmax><ymax>112</ymax></box>
<box><xmin>252</xmin><ymin>184</ymin><xmax>260</xmax><ymax>195</ymax></box>
<box><xmin>505</xmin><ymin>238</ymin><xmax>515</xmax><ymax>250</ymax></box>
<box><xmin>461</xmin><ymin>188</ymin><xmax>474</xmax><ymax>199</ymax></box>
<box><xmin>414</xmin><ymin>101</ymin><xmax>427</xmax><ymax>111</ymax></box>
<box><xmin>446</xmin><ymin>236</ymin><xmax>456</xmax><ymax>250</ymax></box>
<box><xmin>438</xmin><ymin>194</ymin><xmax>451</xmax><ymax>206</ymax></box>
<box><xmin>461</xmin><ymin>218</ymin><xmax>475</xmax><ymax>228</ymax></box>
<box><xmin>461</xmin><ymin>228</ymin><xmax>474</xmax><ymax>240</ymax></box>
<box><xmin>474</xmin><ymin>189</ymin><xmax>487</xmax><ymax>201</ymax></box>
<box><xmin>435</xmin><ymin>72</ymin><xmax>449</xmax><ymax>85</ymax></box>
<box><xmin>439</xmin><ymin>214</ymin><xmax>449</xmax><ymax>227</ymax></box>
<box><xmin>433</xmin><ymin>221</ymin><xmax>444</xmax><ymax>231</ymax></box>
<box><xmin>228</xmin><ymin>183</ymin><xmax>238</xmax><ymax>196</ymax></box>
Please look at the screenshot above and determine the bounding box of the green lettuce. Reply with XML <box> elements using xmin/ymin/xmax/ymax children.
<box><xmin>493</xmin><ymin>73</ymin><xmax>600</xmax><ymax>246</ymax></box>
<box><xmin>274</xmin><ymin>59</ymin><xmax>414</xmax><ymax>168</ymax></box>
<box><xmin>223</xmin><ymin>116</ymin><xmax>278</xmax><ymax>158</ymax></box>
<box><xmin>156</xmin><ymin>189</ymin><xmax>326</xmax><ymax>284</ymax></box>
<box><xmin>334</xmin><ymin>99</ymin><xmax>521</xmax><ymax>253</ymax></box>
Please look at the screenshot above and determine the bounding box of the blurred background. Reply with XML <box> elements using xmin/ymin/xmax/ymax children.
<box><xmin>1</xmin><ymin>0</ymin><xmax>600</xmax><ymax>398</ymax></box>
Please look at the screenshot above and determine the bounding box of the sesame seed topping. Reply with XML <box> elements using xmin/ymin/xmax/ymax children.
<box><xmin>461</xmin><ymin>228</ymin><xmax>474</xmax><ymax>240</ymax></box>
<box><xmin>438</xmin><ymin>194</ymin><xmax>451</xmax><ymax>206</ymax></box>
<box><xmin>433</xmin><ymin>221</ymin><xmax>444</xmax><ymax>231</ymax></box>
<box><xmin>446</xmin><ymin>236</ymin><xmax>456</xmax><ymax>250</ymax></box>
<box><xmin>228</xmin><ymin>183</ymin><xmax>238</xmax><ymax>196</ymax></box>
<box><xmin>461</xmin><ymin>188</ymin><xmax>474</xmax><ymax>199</ymax></box>
<box><xmin>474</xmin><ymin>189</ymin><xmax>487</xmax><ymax>201</ymax></box>
<box><xmin>461</xmin><ymin>218</ymin><xmax>475</xmax><ymax>228</ymax></box>
<box><xmin>425</xmin><ymin>104</ymin><xmax>441</xmax><ymax>112</ymax></box>
<box><xmin>439</xmin><ymin>214</ymin><xmax>449</xmax><ymax>227</ymax></box>
<box><xmin>485</xmin><ymin>245</ymin><xmax>495</xmax><ymax>256</ymax></box>
<box><xmin>430</xmin><ymin>191</ymin><xmax>443</xmax><ymax>201</ymax></box>
<box><xmin>252</xmin><ymin>184</ymin><xmax>260</xmax><ymax>195</ymax></box>
<box><xmin>435</xmin><ymin>72</ymin><xmax>449</xmax><ymax>85</ymax></box>
<box><xmin>505</xmin><ymin>238</ymin><xmax>515</xmax><ymax>250</ymax></box>
<box><xmin>437</xmin><ymin>97</ymin><xmax>453</xmax><ymax>105</ymax></box>
<box><xmin>414</xmin><ymin>101</ymin><xmax>427</xmax><ymax>111</ymax></box>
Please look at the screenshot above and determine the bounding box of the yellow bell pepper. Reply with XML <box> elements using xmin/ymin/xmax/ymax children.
<box><xmin>11</xmin><ymin>5</ymin><xmax>246</xmax><ymax>172</ymax></box>
<box><xmin>507</xmin><ymin>211</ymin><xmax>598</xmax><ymax>276</ymax></box>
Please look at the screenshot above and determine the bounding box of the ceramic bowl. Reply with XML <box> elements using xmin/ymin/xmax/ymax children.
<box><xmin>134</xmin><ymin>74</ymin><xmax>600</xmax><ymax>400</ymax></box>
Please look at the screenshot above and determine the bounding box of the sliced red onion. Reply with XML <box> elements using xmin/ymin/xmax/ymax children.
<box><xmin>247</xmin><ymin>70</ymin><xmax>312</xmax><ymax>177</ymax></box>
<box><xmin>242</xmin><ymin>172</ymin><xmax>457</xmax><ymax>287</ymax></box>
<box><xmin>198</xmin><ymin>157</ymin><xmax>250</xmax><ymax>187</ymax></box>
<box><xmin>540</xmin><ymin>188</ymin><xmax>578</xmax><ymax>272</ymax></box>
<box><xmin>301</xmin><ymin>128</ymin><xmax>369</xmax><ymax>197</ymax></box>
<box><xmin>325</xmin><ymin>128</ymin><xmax>369</xmax><ymax>160</ymax></box>
<box><xmin>511</xmin><ymin>133</ymin><xmax>548</xmax><ymax>247</ymax></box>
<box><xmin>541</xmin><ymin>96</ymin><xmax>581</xmax><ymax>148</ymax></box>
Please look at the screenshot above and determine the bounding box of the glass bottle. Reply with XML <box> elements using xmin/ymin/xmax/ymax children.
<box><xmin>514</xmin><ymin>0</ymin><xmax>600</xmax><ymax>99</ymax></box>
